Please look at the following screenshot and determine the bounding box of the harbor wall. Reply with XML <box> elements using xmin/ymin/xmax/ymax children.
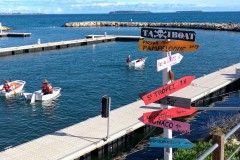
<box><xmin>64</xmin><ymin>21</ymin><xmax>240</xmax><ymax>32</ymax></box>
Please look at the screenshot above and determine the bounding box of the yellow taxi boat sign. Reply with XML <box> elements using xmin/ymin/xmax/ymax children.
<box><xmin>139</xmin><ymin>40</ymin><xmax>200</xmax><ymax>52</ymax></box>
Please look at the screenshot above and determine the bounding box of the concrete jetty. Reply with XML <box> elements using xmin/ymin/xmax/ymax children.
<box><xmin>64</xmin><ymin>21</ymin><xmax>240</xmax><ymax>32</ymax></box>
<box><xmin>0</xmin><ymin>32</ymin><xmax>31</xmax><ymax>37</ymax></box>
<box><xmin>0</xmin><ymin>35</ymin><xmax>142</xmax><ymax>57</ymax></box>
<box><xmin>0</xmin><ymin>63</ymin><xmax>239</xmax><ymax>160</ymax></box>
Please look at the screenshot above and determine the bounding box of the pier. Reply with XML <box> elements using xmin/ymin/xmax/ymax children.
<box><xmin>0</xmin><ymin>32</ymin><xmax>31</xmax><ymax>37</ymax></box>
<box><xmin>0</xmin><ymin>35</ymin><xmax>142</xmax><ymax>57</ymax></box>
<box><xmin>0</xmin><ymin>63</ymin><xmax>239</xmax><ymax>160</ymax></box>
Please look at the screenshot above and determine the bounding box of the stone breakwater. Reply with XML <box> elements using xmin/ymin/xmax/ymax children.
<box><xmin>64</xmin><ymin>21</ymin><xmax>240</xmax><ymax>32</ymax></box>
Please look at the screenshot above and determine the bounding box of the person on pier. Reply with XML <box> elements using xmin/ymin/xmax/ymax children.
<box><xmin>42</xmin><ymin>79</ymin><xmax>53</xmax><ymax>95</ymax></box>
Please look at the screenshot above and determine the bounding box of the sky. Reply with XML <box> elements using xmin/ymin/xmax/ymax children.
<box><xmin>0</xmin><ymin>0</ymin><xmax>239</xmax><ymax>14</ymax></box>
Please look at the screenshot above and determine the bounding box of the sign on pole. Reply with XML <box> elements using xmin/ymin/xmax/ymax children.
<box><xmin>139</xmin><ymin>40</ymin><xmax>200</xmax><ymax>52</ymax></box>
<box><xmin>158</xmin><ymin>96</ymin><xmax>192</xmax><ymax>109</ymax></box>
<box><xmin>149</xmin><ymin>137</ymin><xmax>194</xmax><ymax>149</ymax></box>
<box><xmin>142</xmin><ymin>107</ymin><xmax>198</xmax><ymax>123</ymax></box>
<box><xmin>140</xmin><ymin>117</ymin><xmax>190</xmax><ymax>133</ymax></box>
<box><xmin>141</xmin><ymin>28</ymin><xmax>196</xmax><ymax>41</ymax></box>
<box><xmin>142</xmin><ymin>76</ymin><xmax>195</xmax><ymax>105</ymax></box>
<box><xmin>157</xmin><ymin>53</ymin><xmax>183</xmax><ymax>71</ymax></box>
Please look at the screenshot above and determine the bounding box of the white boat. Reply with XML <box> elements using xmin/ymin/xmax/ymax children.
<box><xmin>23</xmin><ymin>87</ymin><xmax>61</xmax><ymax>103</ymax></box>
<box><xmin>127</xmin><ymin>57</ymin><xmax>147</xmax><ymax>68</ymax></box>
<box><xmin>0</xmin><ymin>80</ymin><xmax>26</xmax><ymax>97</ymax></box>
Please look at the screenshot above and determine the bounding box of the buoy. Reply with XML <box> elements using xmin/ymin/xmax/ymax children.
<box><xmin>169</xmin><ymin>70</ymin><xmax>174</xmax><ymax>81</ymax></box>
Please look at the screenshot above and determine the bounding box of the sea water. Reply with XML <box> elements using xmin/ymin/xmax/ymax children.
<box><xmin>0</xmin><ymin>13</ymin><xmax>239</xmax><ymax>159</ymax></box>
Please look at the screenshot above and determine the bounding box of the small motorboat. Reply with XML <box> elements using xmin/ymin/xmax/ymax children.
<box><xmin>0</xmin><ymin>80</ymin><xmax>26</xmax><ymax>97</ymax></box>
<box><xmin>23</xmin><ymin>87</ymin><xmax>61</xmax><ymax>103</ymax></box>
<box><xmin>127</xmin><ymin>57</ymin><xmax>147</xmax><ymax>68</ymax></box>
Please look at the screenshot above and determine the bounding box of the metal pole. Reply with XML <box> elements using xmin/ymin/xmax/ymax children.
<box><xmin>197</xmin><ymin>144</ymin><xmax>219</xmax><ymax>160</ymax></box>
<box><xmin>107</xmin><ymin>97</ymin><xmax>111</xmax><ymax>139</ymax></box>
<box><xmin>162</xmin><ymin>45</ymin><xmax>172</xmax><ymax>160</ymax></box>
<box><xmin>224</xmin><ymin>123</ymin><xmax>240</xmax><ymax>141</ymax></box>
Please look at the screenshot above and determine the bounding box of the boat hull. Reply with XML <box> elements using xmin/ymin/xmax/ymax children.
<box><xmin>23</xmin><ymin>87</ymin><xmax>61</xmax><ymax>101</ymax></box>
<box><xmin>0</xmin><ymin>80</ymin><xmax>26</xmax><ymax>97</ymax></box>
<box><xmin>127</xmin><ymin>57</ymin><xmax>147</xmax><ymax>68</ymax></box>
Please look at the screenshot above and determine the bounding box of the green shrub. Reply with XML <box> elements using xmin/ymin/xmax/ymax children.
<box><xmin>173</xmin><ymin>141</ymin><xmax>212</xmax><ymax>160</ymax></box>
<box><xmin>173</xmin><ymin>141</ymin><xmax>239</xmax><ymax>160</ymax></box>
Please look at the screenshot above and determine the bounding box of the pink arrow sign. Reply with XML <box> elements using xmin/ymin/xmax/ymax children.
<box><xmin>142</xmin><ymin>76</ymin><xmax>195</xmax><ymax>105</ymax></box>
<box><xmin>139</xmin><ymin>117</ymin><xmax>190</xmax><ymax>133</ymax></box>
<box><xmin>143</xmin><ymin>107</ymin><xmax>198</xmax><ymax>123</ymax></box>
<box><xmin>157</xmin><ymin>53</ymin><xmax>183</xmax><ymax>71</ymax></box>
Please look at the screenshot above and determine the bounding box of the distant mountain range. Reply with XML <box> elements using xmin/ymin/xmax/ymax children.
<box><xmin>176</xmin><ymin>10</ymin><xmax>203</xmax><ymax>13</ymax></box>
<box><xmin>0</xmin><ymin>12</ymin><xmax>44</xmax><ymax>15</ymax></box>
<box><xmin>109</xmin><ymin>11</ymin><xmax>152</xmax><ymax>14</ymax></box>
<box><xmin>109</xmin><ymin>10</ymin><xmax>204</xmax><ymax>14</ymax></box>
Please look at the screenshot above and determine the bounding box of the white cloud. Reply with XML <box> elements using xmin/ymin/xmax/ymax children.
<box><xmin>91</xmin><ymin>2</ymin><xmax>113</xmax><ymax>7</ymax></box>
<box><xmin>195</xmin><ymin>3</ymin><xmax>216</xmax><ymax>7</ymax></box>
<box><xmin>0</xmin><ymin>0</ymin><xmax>239</xmax><ymax>13</ymax></box>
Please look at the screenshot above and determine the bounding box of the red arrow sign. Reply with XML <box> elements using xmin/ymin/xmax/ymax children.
<box><xmin>142</xmin><ymin>76</ymin><xmax>195</xmax><ymax>105</ymax></box>
<box><xmin>139</xmin><ymin>117</ymin><xmax>190</xmax><ymax>133</ymax></box>
<box><xmin>143</xmin><ymin>107</ymin><xmax>197</xmax><ymax>123</ymax></box>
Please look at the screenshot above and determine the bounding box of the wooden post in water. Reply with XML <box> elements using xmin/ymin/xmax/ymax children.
<box><xmin>162</xmin><ymin>40</ymin><xmax>172</xmax><ymax>160</ymax></box>
<box><xmin>212</xmin><ymin>133</ymin><xmax>224</xmax><ymax>160</ymax></box>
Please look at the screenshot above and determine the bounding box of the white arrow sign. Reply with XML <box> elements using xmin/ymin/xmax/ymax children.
<box><xmin>157</xmin><ymin>53</ymin><xmax>183</xmax><ymax>71</ymax></box>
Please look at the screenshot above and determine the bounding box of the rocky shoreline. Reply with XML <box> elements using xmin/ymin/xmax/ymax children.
<box><xmin>64</xmin><ymin>21</ymin><xmax>240</xmax><ymax>32</ymax></box>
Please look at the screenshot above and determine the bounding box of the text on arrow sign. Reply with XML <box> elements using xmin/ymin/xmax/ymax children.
<box><xmin>143</xmin><ymin>107</ymin><xmax>198</xmax><ymax>123</ymax></box>
<box><xmin>142</xmin><ymin>76</ymin><xmax>195</xmax><ymax>105</ymax></box>
<box><xmin>139</xmin><ymin>40</ymin><xmax>200</xmax><ymax>52</ymax></box>
<box><xmin>139</xmin><ymin>117</ymin><xmax>190</xmax><ymax>133</ymax></box>
<box><xmin>157</xmin><ymin>53</ymin><xmax>183</xmax><ymax>71</ymax></box>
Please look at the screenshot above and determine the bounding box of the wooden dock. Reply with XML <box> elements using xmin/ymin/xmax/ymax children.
<box><xmin>0</xmin><ymin>35</ymin><xmax>143</xmax><ymax>57</ymax></box>
<box><xmin>0</xmin><ymin>63</ymin><xmax>239</xmax><ymax>160</ymax></box>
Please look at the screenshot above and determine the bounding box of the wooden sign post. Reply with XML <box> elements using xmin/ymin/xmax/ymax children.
<box><xmin>162</xmin><ymin>47</ymin><xmax>173</xmax><ymax>160</ymax></box>
<box><xmin>140</xmin><ymin>27</ymin><xmax>198</xmax><ymax>160</ymax></box>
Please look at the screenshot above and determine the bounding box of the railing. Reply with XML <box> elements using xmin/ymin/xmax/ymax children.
<box><xmin>197</xmin><ymin>123</ymin><xmax>240</xmax><ymax>160</ymax></box>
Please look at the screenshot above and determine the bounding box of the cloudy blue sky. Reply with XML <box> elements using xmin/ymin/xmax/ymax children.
<box><xmin>0</xmin><ymin>0</ymin><xmax>239</xmax><ymax>14</ymax></box>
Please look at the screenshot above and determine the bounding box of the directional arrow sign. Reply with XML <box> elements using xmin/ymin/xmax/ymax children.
<box><xmin>141</xmin><ymin>27</ymin><xmax>196</xmax><ymax>41</ymax></box>
<box><xmin>139</xmin><ymin>40</ymin><xmax>200</xmax><ymax>52</ymax></box>
<box><xmin>149</xmin><ymin>137</ymin><xmax>194</xmax><ymax>149</ymax></box>
<box><xmin>157</xmin><ymin>53</ymin><xmax>183</xmax><ymax>71</ymax></box>
<box><xmin>143</xmin><ymin>107</ymin><xmax>198</xmax><ymax>123</ymax></box>
<box><xmin>158</xmin><ymin>96</ymin><xmax>192</xmax><ymax>109</ymax></box>
<box><xmin>142</xmin><ymin>76</ymin><xmax>195</xmax><ymax>105</ymax></box>
<box><xmin>139</xmin><ymin>117</ymin><xmax>190</xmax><ymax>133</ymax></box>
